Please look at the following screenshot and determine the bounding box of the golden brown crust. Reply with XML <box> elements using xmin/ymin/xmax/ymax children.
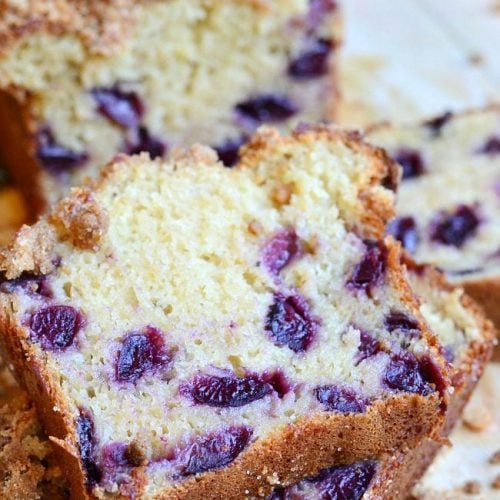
<box><xmin>49</xmin><ymin>188</ymin><xmax>108</xmax><ymax>251</ymax></box>
<box><xmin>0</xmin><ymin>0</ymin><xmax>280</xmax><ymax>59</ymax></box>
<box><xmin>0</xmin><ymin>220</ymin><xmax>57</xmax><ymax>280</ymax></box>
<box><xmin>366</xmin><ymin>261</ymin><xmax>497</xmax><ymax>499</ymax></box>
<box><xmin>0</xmin><ymin>385</ymin><xmax>68</xmax><ymax>500</ymax></box>
<box><xmin>241</xmin><ymin>124</ymin><xmax>400</xmax><ymax>241</ymax></box>
<box><xmin>0</xmin><ymin>0</ymin><xmax>137</xmax><ymax>58</ymax></box>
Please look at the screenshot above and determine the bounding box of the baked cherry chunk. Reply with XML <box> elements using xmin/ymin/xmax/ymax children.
<box><xmin>430</xmin><ymin>205</ymin><xmax>480</xmax><ymax>247</ymax></box>
<box><xmin>347</xmin><ymin>240</ymin><xmax>387</xmax><ymax>296</ymax></box>
<box><xmin>478</xmin><ymin>135</ymin><xmax>500</xmax><ymax>155</ymax></box>
<box><xmin>0</xmin><ymin>273</ymin><xmax>52</xmax><ymax>298</ymax></box>
<box><xmin>288</xmin><ymin>39</ymin><xmax>332</xmax><ymax>80</ymax></box>
<box><xmin>115</xmin><ymin>326</ymin><xmax>172</xmax><ymax>384</ymax></box>
<box><xmin>125</xmin><ymin>126</ymin><xmax>166</xmax><ymax>159</ymax></box>
<box><xmin>385</xmin><ymin>311</ymin><xmax>420</xmax><ymax>338</ymax></box>
<box><xmin>235</xmin><ymin>94</ymin><xmax>298</xmax><ymax>127</ymax></box>
<box><xmin>387</xmin><ymin>216</ymin><xmax>419</xmax><ymax>253</ymax></box>
<box><xmin>424</xmin><ymin>111</ymin><xmax>452</xmax><ymax>136</ymax></box>
<box><xmin>92</xmin><ymin>86</ymin><xmax>144</xmax><ymax>128</ymax></box>
<box><xmin>394</xmin><ymin>148</ymin><xmax>425</xmax><ymax>180</ymax></box>
<box><xmin>268</xmin><ymin>460</ymin><xmax>376</xmax><ymax>500</ymax></box>
<box><xmin>77</xmin><ymin>409</ymin><xmax>102</xmax><ymax>487</ymax></box>
<box><xmin>30</xmin><ymin>305</ymin><xmax>83</xmax><ymax>351</ymax></box>
<box><xmin>356</xmin><ymin>331</ymin><xmax>381</xmax><ymax>365</ymax></box>
<box><xmin>262</xmin><ymin>228</ymin><xmax>301</xmax><ymax>275</ymax></box>
<box><xmin>179</xmin><ymin>427</ymin><xmax>252</xmax><ymax>476</ymax></box>
<box><xmin>384</xmin><ymin>351</ymin><xmax>437</xmax><ymax>396</ymax></box>
<box><xmin>312</xmin><ymin>461</ymin><xmax>376</xmax><ymax>500</ymax></box>
<box><xmin>181</xmin><ymin>373</ymin><xmax>273</xmax><ymax>408</ymax></box>
<box><xmin>36</xmin><ymin>127</ymin><xmax>88</xmax><ymax>174</ymax></box>
<box><xmin>265</xmin><ymin>293</ymin><xmax>319</xmax><ymax>352</ymax></box>
<box><xmin>214</xmin><ymin>137</ymin><xmax>246</xmax><ymax>167</ymax></box>
<box><xmin>315</xmin><ymin>385</ymin><xmax>368</xmax><ymax>413</ymax></box>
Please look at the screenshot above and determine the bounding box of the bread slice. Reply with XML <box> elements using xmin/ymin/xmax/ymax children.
<box><xmin>266</xmin><ymin>260</ymin><xmax>496</xmax><ymax>499</ymax></box>
<box><xmin>0</xmin><ymin>125</ymin><xmax>450</xmax><ymax>498</ymax></box>
<box><xmin>367</xmin><ymin>107</ymin><xmax>500</xmax><ymax>334</ymax></box>
<box><xmin>0</xmin><ymin>0</ymin><xmax>341</xmax><ymax>216</ymax></box>
<box><xmin>0</xmin><ymin>259</ymin><xmax>491</xmax><ymax>499</ymax></box>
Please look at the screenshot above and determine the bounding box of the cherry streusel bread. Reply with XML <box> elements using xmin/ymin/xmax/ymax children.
<box><xmin>0</xmin><ymin>126</ymin><xmax>450</xmax><ymax>499</ymax></box>
<box><xmin>266</xmin><ymin>261</ymin><xmax>496</xmax><ymax>499</ymax></box>
<box><xmin>0</xmin><ymin>0</ymin><xmax>340</xmax><ymax>216</ymax></box>
<box><xmin>367</xmin><ymin>107</ymin><xmax>500</xmax><ymax>330</ymax></box>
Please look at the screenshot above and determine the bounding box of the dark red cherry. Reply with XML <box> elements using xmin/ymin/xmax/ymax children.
<box><xmin>36</xmin><ymin>127</ymin><xmax>88</xmax><ymax>174</ymax></box>
<box><xmin>288</xmin><ymin>39</ymin><xmax>332</xmax><ymax>80</ymax></box>
<box><xmin>214</xmin><ymin>137</ymin><xmax>246</xmax><ymax>167</ymax></box>
<box><xmin>125</xmin><ymin>126</ymin><xmax>166</xmax><ymax>159</ymax></box>
<box><xmin>387</xmin><ymin>217</ymin><xmax>419</xmax><ymax>253</ymax></box>
<box><xmin>347</xmin><ymin>241</ymin><xmax>387</xmax><ymax>296</ymax></box>
<box><xmin>385</xmin><ymin>311</ymin><xmax>421</xmax><ymax>338</ymax></box>
<box><xmin>394</xmin><ymin>148</ymin><xmax>425</xmax><ymax>180</ymax></box>
<box><xmin>478</xmin><ymin>135</ymin><xmax>500</xmax><ymax>155</ymax></box>
<box><xmin>356</xmin><ymin>331</ymin><xmax>381</xmax><ymax>365</ymax></box>
<box><xmin>430</xmin><ymin>205</ymin><xmax>480</xmax><ymax>247</ymax></box>
<box><xmin>265</xmin><ymin>293</ymin><xmax>319</xmax><ymax>352</ymax></box>
<box><xmin>115</xmin><ymin>327</ymin><xmax>172</xmax><ymax>383</ymax></box>
<box><xmin>235</xmin><ymin>95</ymin><xmax>298</xmax><ymax>126</ymax></box>
<box><xmin>92</xmin><ymin>86</ymin><xmax>144</xmax><ymax>128</ymax></box>
<box><xmin>180</xmin><ymin>427</ymin><xmax>252</xmax><ymax>476</ymax></box>
<box><xmin>262</xmin><ymin>228</ymin><xmax>300</xmax><ymax>275</ymax></box>
<box><xmin>77</xmin><ymin>409</ymin><xmax>102</xmax><ymax>487</ymax></box>
<box><xmin>315</xmin><ymin>385</ymin><xmax>367</xmax><ymax>413</ymax></box>
<box><xmin>384</xmin><ymin>352</ymin><xmax>434</xmax><ymax>396</ymax></box>
<box><xmin>181</xmin><ymin>373</ymin><xmax>272</xmax><ymax>408</ymax></box>
<box><xmin>30</xmin><ymin>305</ymin><xmax>83</xmax><ymax>351</ymax></box>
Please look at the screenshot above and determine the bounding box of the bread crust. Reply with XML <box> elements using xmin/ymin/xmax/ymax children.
<box><xmin>365</xmin><ymin>262</ymin><xmax>496</xmax><ymax>499</ymax></box>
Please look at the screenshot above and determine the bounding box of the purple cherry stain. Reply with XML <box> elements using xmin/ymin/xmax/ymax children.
<box><xmin>180</xmin><ymin>427</ymin><xmax>252</xmax><ymax>476</ymax></box>
<box><xmin>288</xmin><ymin>39</ymin><xmax>332</xmax><ymax>80</ymax></box>
<box><xmin>30</xmin><ymin>305</ymin><xmax>83</xmax><ymax>351</ymax></box>
<box><xmin>36</xmin><ymin>127</ymin><xmax>88</xmax><ymax>175</ymax></box>
<box><xmin>387</xmin><ymin>216</ymin><xmax>419</xmax><ymax>254</ymax></box>
<box><xmin>214</xmin><ymin>137</ymin><xmax>246</xmax><ymax>167</ymax></box>
<box><xmin>430</xmin><ymin>205</ymin><xmax>480</xmax><ymax>247</ymax></box>
<box><xmin>315</xmin><ymin>385</ymin><xmax>367</xmax><ymax>413</ymax></box>
<box><xmin>265</xmin><ymin>293</ymin><xmax>319</xmax><ymax>352</ymax></box>
<box><xmin>115</xmin><ymin>326</ymin><xmax>172</xmax><ymax>383</ymax></box>
<box><xmin>394</xmin><ymin>148</ymin><xmax>425</xmax><ymax>180</ymax></box>
<box><xmin>262</xmin><ymin>228</ymin><xmax>301</xmax><ymax>275</ymax></box>
<box><xmin>125</xmin><ymin>126</ymin><xmax>166</xmax><ymax>159</ymax></box>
